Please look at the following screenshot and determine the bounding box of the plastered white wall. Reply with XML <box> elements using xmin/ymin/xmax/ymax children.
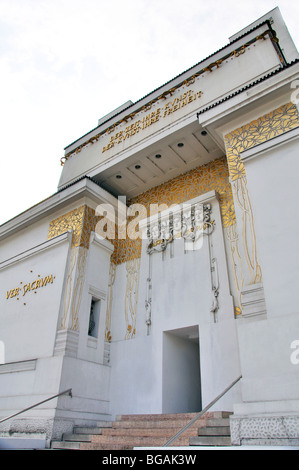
<box><xmin>108</xmin><ymin>194</ymin><xmax>241</xmax><ymax>417</ymax></box>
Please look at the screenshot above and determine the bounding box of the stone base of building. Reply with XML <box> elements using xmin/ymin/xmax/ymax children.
<box><xmin>230</xmin><ymin>401</ymin><xmax>299</xmax><ymax>446</ymax></box>
<box><xmin>0</xmin><ymin>354</ymin><xmax>112</xmax><ymax>444</ymax></box>
<box><xmin>0</xmin><ymin>417</ymin><xmax>72</xmax><ymax>445</ymax></box>
<box><xmin>0</xmin><ymin>413</ymin><xmax>110</xmax><ymax>448</ymax></box>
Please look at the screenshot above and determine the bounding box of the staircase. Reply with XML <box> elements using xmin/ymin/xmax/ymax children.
<box><xmin>51</xmin><ymin>411</ymin><xmax>232</xmax><ymax>450</ymax></box>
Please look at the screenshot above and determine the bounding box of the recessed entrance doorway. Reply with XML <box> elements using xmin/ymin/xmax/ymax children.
<box><xmin>162</xmin><ymin>325</ymin><xmax>202</xmax><ymax>414</ymax></box>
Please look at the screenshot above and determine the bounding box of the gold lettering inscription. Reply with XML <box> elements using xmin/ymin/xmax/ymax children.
<box><xmin>102</xmin><ymin>89</ymin><xmax>202</xmax><ymax>153</ymax></box>
<box><xmin>6</xmin><ymin>288</ymin><xmax>20</xmax><ymax>299</ymax></box>
<box><xmin>41</xmin><ymin>275</ymin><xmax>53</xmax><ymax>287</ymax></box>
<box><xmin>23</xmin><ymin>284</ymin><xmax>30</xmax><ymax>297</ymax></box>
<box><xmin>6</xmin><ymin>275</ymin><xmax>55</xmax><ymax>300</ymax></box>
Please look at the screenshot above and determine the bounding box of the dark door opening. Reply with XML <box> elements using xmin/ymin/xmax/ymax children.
<box><xmin>162</xmin><ymin>326</ymin><xmax>202</xmax><ymax>413</ymax></box>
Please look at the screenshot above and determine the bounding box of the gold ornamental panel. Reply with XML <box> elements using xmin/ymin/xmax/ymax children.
<box><xmin>225</xmin><ymin>102</ymin><xmax>299</xmax><ymax>181</ymax></box>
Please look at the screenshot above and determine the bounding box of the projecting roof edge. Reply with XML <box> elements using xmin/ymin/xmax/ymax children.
<box><xmin>129</xmin><ymin>20</ymin><xmax>276</xmax><ymax>108</ymax></box>
<box><xmin>0</xmin><ymin>176</ymin><xmax>118</xmax><ymax>240</ymax></box>
<box><xmin>196</xmin><ymin>59</ymin><xmax>299</xmax><ymax>117</ymax></box>
<box><xmin>63</xmin><ymin>19</ymin><xmax>275</xmax><ymax>155</ymax></box>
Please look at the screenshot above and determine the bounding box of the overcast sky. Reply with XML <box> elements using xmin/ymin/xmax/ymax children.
<box><xmin>0</xmin><ymin>0</ymin><xmax>298</xmax><ymax>225</ymax></box>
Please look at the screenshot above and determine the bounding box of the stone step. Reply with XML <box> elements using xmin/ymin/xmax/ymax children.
<box><xmin>206</xmin><ymin>411</ymin><xmax>232</xmax><ymax>419</ymax></box>
<box><xmin>95</xmin><ymin>420</ymin><xmax>113</xmax><ymax>428</ymax></box>
<box><xmin>63</xmin><ymin>433</ymin><xmax>93</xmax><ymax>442</ymax></box>
<box><xmin>101</xmin><ymin>427</ymin><xmax>198</xmax><ymax>438</ymax></box>
<box><xmin>116</xmin><ymin>412</ymin><xmax>200</xmax><ymax>421</ymax></box>
<box><xmin>51</xmin><ymin>440</ymin><xmax>81</xmax><ymax>450</ymax></box>
<box><xmin>116</xmin><ymin>411</ymin><xmax>231</xmax><ymax>421</ymax></box>
<box><xmin>73</xmin><ymin>426</ymin><xmax>104</xmax><ymax>435</ymax></box>
<box><xmin>80</xmin><ymin>442</ymin><xmax>134</xmax><ymax>450</ymax></box>
<box><xmin>190</xmin><ymin>436</ymin><xmax>232</xmax><ymax>446</ymax></box>
<box><xmin>206</xmin><ymin>418</ymin><xmax>231</xmax><ymax>427</ymax></box>
<box><xmin>90</xmin><ymin>434</ymin><xmax>191</xmax><ymax>447</ymax></box>
<box><xmin>112</xmin><ymin>419</ymin><xmax>202</xmax><ymax>429</ymax></box>
<box><xmin>50</xmin><ymin>411</ymin><xmax>233</xmax><ymax>450</ymax></box>
<box><xmin>197</xmin><ymin>426</ymin><xmax>231</xmax><ymax>436</ymax></box>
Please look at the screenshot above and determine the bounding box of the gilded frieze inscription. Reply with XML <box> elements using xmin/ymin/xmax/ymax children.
<box><xmin>102</xmin><ymin>90</ymin><xmax>203</xmax><ymax>154</ymax></box>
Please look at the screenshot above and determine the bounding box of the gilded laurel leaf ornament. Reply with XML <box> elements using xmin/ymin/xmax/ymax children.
<box><xmin>48</xmin><ymin>206</ymin><xmax>86</xmax><ymax>247</ymax></box>
<box><xmin>48</xmin><ymin>205</ymin><xmax>101</xmax><ymax>249</ymax></box>
<box><xmin>110</xmin><ymin>157</ymin><xmax>236</xmax><ymax>265</ymax></box>
<box><xmin>225</xmin><ymin>102</ymin><xmax>299</xmax><ymax>182</ymax></box>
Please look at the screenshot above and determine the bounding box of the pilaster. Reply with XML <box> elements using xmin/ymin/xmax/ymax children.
<box><xmin>47</xmin><ymin>205</ymin><xmax>100</xmax><ymax>357</ymax></box>
<box><xmin>223</xmin><ymin>102</ymin><xmax>299</xmax><ymax>318</ymax></box>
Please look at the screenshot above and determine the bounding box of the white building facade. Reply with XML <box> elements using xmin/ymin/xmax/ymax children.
<box><xmin>1</xmin><ymin>8</ymin><xmax>299</xmax><ymax>447</ymax></box>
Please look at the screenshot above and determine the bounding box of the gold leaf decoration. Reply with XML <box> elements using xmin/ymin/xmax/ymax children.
<box><xmin>225</xmin><ymin>102</ymin><xmax>299</xmax><ymax>181</ymax></box>
<box><xmin>111</xmin><ymin>157</ymin><xmax>235</xmax><ymax>265</ymax></box>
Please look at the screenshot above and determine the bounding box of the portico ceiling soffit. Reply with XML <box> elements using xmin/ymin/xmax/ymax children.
<box><xmin>92</xmin><ymin>121</ymin><xmax>223</xmax><ymax>199</ymax></box>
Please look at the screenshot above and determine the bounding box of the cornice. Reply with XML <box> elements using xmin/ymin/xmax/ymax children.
<box><xmin>197</xmin><ymin>61</ymin><xmax>299</xmax><ymax>145</ymax></box>
<box><xmin>62</xmin><ymin>21</ymin><xmax>280</xmax><ymax>163</ymax></box>
<box><xmin>0</xmin><ymin>177</ymin><xmax>118</xmax><ymax>241</ymax></box>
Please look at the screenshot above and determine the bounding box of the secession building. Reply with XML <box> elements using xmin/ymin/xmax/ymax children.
<box><xmin>1</xmin><ymin>7</ymin><xmax>299</xmax><ymax>447</ymax></box>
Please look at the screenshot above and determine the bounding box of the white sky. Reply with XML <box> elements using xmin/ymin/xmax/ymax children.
<box><xmin>0</xmin><ymin>0</ymin><xmax>298</xmax><ymax>225</ymax></box>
